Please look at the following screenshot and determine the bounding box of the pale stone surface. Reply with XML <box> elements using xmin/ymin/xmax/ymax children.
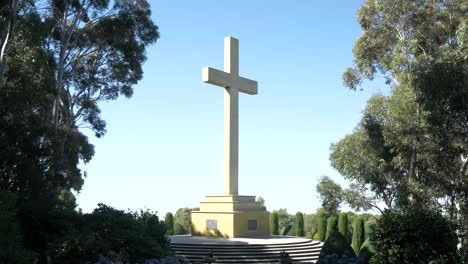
<box><xmin>202</xmin><ymin>36</ymin><xmax>258</xmax><ymax>196</ymax></box>
<box><xmin>170</xmin><ymin>235</ymin><xmax>317</xmax><ymax>245</ymax></box>
<box><xmin>193</xmin><ymin>37</ymin><xmax>267</xmax><ymax>238</ymax></box>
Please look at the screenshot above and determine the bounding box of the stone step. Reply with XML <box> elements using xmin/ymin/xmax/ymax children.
<box><xmin>169</xmin><ymin>236</ymin><xmax>322</xmax><ymax>264</ymax></box>
<box><xmin>173</xmin><ymin>250</ymin><xmax>320</xmax><ymax>257</ymax></box>
<box><xmin>172</xmin><ymin>246</ymin><xmax>321</xmax><ymax>263</ymax></box>
<box><xmin>172</xmin><ymin>240</ymin><xmax>320</xmax><ymax>248</ymax></box>
<box><xmin>180</xmin><ymin>256</ymin><xmax>318</xmax><ymax>264</ymax></box>
<box><xmin>171</xmin><ymin>244</ymin><xmax>321</xmax><ymax>251</ymax></box>
<box><xmin>173</xmin><ymin>248</ymin><xmax>321</xmax><ymax>256</ymax></box>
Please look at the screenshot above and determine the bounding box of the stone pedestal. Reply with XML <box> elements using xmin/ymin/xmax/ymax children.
<box><xmin>191</xmin><ymin>195</ymin><xmax>269</xmax><ymax>238</ymax></box>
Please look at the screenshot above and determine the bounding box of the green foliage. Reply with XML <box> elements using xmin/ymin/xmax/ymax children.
<box><xmin>52</xmin><ymin>204</ymin><xmax>169</xmax><ymax>263</ymax></box>
<box><xmin>337</xmin><ymin>0</ymin><xmax>468</xmax><ymax>257</ymax></box>
<box><xmin>303</xmin><ymin>213</ymin><xmax>318</xmax><ymax>238</ymax></box>
<box><xmin>174</xmin><ymin>222</ymin><xmax>186</xmax><ymax>235</ymax></box>
<box><xmin>319</xmin><ymin>231</ymin><xmax>356</xmax><ymax>259</ymax></box>
<box><xmin>270</xmin><ymin>212</ymin><xmax>279</xmax><ymax>235</ymax></box>
<box><xmin>370</xmin><ymin>207</ymin><xmax>459</xmax><ymax>263</ymax></box>
<box><xmin>282</xmin><ymin>224</ymin><xmax>293</xmax><ymax>236</ymax></box>
<box><xmin>313</xmin><ymin>232</ymin><xmax>319</xmax><ymax>240</ymax></box>
<box><xmin>174</xmin><ymin>208</ymin><xmax>192</xmax><ymax>235</ymax></box>
<box><xmin>295</xmin><ymin>212</ymin><xmax>305</xmax><ymax>237</ymax></box>
<box><xmin>0</xmin><ymin>192</ymin><xmax>33</xmax><ymax>263</ymax></box>
<box><xmin>165</xmin><ymin>212</ymin><xmax>174</xmax><ymax>236</ymax></box>
<box><xmin>325</xmin><ymin>216</ymin><xmax>337</xmax><ymax>240</ymax></box>
<box><xmin>352</xmin><ymin>217</ymin><xmax>365</xmax><ymax>255</ymax></box>
<box><xmin>256</xmin><ymin>196</ymin><xmax>265</xmax><ymax>208</ymax></box>
<box><xmin>343</xmin><ymin>0</ymin><xmax>466</xmax><ymax>91</ymax></box>
<box><xmin>0</xmin><ymin>0</ymin><xmax>160</xmax><ymax>262</ymax></box>
<box><xmin>274</xmin><ymin>208</ymin><xmax>294</xmax><ymax>235</ymax></box>
<box><xmin>358</xmin><ymin>239</ymin><xmax>376</xmax><ymax>264</ymax></box>
<box><xmin>316</xmin><ymin>176</ymin><xmax>343</xmax><ymax>216</ymax></box>
<box><xmin>317</xmin><ymin>210</ymin><xmax>327</xmax><ymax>241</ymax></box>
<box><xmin>338</xmin><ymin>212</ymin><xmax>348</xmax><ymax>243</ymax></box>
<box><xmin>364</xmin><ymin>218</ymin><xmax>376</xmax><ymax>240</ymax></box>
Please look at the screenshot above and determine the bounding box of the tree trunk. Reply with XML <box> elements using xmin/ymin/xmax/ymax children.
<box><xmin>0</xmin><ymin>0</ymin><xmax>18</xmax><ymax>87</ymax></box>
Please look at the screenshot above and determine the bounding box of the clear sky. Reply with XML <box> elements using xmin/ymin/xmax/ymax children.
<box><xmin>76</xmin><ymin>0</ymin><xmax>387</xmax><ymax>216</ymax></box>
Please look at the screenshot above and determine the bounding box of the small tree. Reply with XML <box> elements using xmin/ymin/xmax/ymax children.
<box><xmin>165</xmin><ymin>212</ymin><xmax>174</xmax><ymax>236</ymax></box>
<box><xmin>295</xmin><ymin>212</ymin><xmax>305</xmax><ymax>237</ymax></box>
<box><xmin>352</xmin><ymin>217</ymin><xmax>365</xmax><ymax>255</ymax></box>
<box><xmin>316</xmin><ymin>176</ymin><xmax>343</xmax><ymax>216</ymax></box>
<box><xmin>256</xmin><ymin>196</ymin><xmax>265</xmax><ymax>208</ymax></box>
<box><xmin>317</xmin><ymin>210</ymin><xmax>327</xmax><ymax>241</ymax></box>
<box><xmin>174</xmin><ymin>208</ymin><xmax>191</xmax><ymax>235</ymax></box>
<box><xmin>270</xmin><ymin>212</ymin><xmax>279</xmax><ymax>235</ymax></box>
<box><xmin>338</xmin><ymin>212</ymin><xmax>348</xmax><ymax>243</ymax></box>
<box><xmin>326</xmin><ymin>216</ymin><xmax>338</xmax><ymax>240</ymax></box>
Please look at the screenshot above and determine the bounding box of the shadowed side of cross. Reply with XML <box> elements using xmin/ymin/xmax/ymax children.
<box><xmin>202</xmin><ymin>36</ymin><xmax>258</xmax><ymax>196</ymax></box>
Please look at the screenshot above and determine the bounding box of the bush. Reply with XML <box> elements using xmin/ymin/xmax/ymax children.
<box><xmin>52</xmin><ymin>203</ymin><xmax>170</xmax><ymax>263</ymax></box>
<box><xmin>370</xmin><ymin>207</ymin><xmax>459</xmax><ymax>263</ymax></box>
<box><xmin>326</xmin><ymin>216</ymin><xmax>337</xmax><ymax>240</ymax></box>
<box><xmin>364</xmin><ymin>218</ymin><xmax>376</xmax><ymax>240</ymax></box>
<box><xmin>318</xmin><ymin>231</ymin><xmax>357</xmax><ymax>263</ymax></box>
<box><xmin>174</xmin><ymin>208</ymin><xmax>191</xmax><ymax>235</ymax></box>
<box><xmin>174</xmin><ymin>222</ymin><xmax>186</xmax><ymax>235</ymax></box>
<box><xmin>286</xmin><ymin>224</ymin><xmax>295</xmax><ymax>236</ymax></box>
<box><xmin>317</xmin><ymin>210</ymin><xmax>327</xmax><ymax>241</ymax></box>
<box><xmin>270</xmin><ymin>212</ymin><xmax>279</xmax><ymax>235</ymax></box>
<box><xmin>295</xmin><ymin>212</ymin><xmax>305</xmax><ymax>237</ymax></box>
<box><xmin>283</xmin><ymin>224</ymin><xmax>293</xmax><ymax>236</ymax></box>
<box><xmin>317</xmin><ymin>252</ymin><xmax>362</xmax><ymax>264</ymax></box>
<box><xmin>0</xmin><ymin>192</ymin><xmax>33</xmax><ymax>264</ymax></box>
<box><xmin>165</xmin><ymin>212</ymin><xmax>174</xmax><ymax>236</ymax></box>
<box><xmin>358</xmin><ymin>238</ymin><xmax>376</xmax><ymax>264</ymax></box>
<box><xmin>352</xmin><ymin>217</ymin><xmax>365</xmax><ymax>255</ymax></box>
<box><xmin>313</xmin><ymin>232</ymin><xmax>320</xmax><ymax>240</ymax></box>
<box><xmin>338</xmin><ymin>212</ymin><xmax>349</xmax><ymax>243</ymax></box>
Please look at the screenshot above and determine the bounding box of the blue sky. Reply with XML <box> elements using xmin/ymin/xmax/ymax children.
<box><xmin>76</xmin><ymin>0</ymin><xmax>387</xmax><ymax>216</ymax></box>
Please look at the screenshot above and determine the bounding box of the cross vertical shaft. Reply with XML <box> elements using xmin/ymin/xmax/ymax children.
<box><xmin>224</xmin><ymin>37</ymin><xmax>239</xmax><ymax>195</ymax></box>
<box><xmin>202</xmin><ymin>36</ymin><xmax>258</xmax><ymax>196</ymax></box>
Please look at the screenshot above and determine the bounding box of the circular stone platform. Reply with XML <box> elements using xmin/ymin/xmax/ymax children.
<box><xmin>169</xmin><ymin>235</ymin><xmax>323</xmax><ymax>263</ymax></box>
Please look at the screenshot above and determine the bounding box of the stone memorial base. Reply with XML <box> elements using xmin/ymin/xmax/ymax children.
<box><xmin>191</xmin><ymin>195</ymin><xmax>269</xmax><ymax>238</ymax></box>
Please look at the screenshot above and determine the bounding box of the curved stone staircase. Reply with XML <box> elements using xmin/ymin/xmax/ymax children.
<box><xmin>170</xmin><ymin>236</ymin><xmax>323</xmax><ymax>263</ymax></box>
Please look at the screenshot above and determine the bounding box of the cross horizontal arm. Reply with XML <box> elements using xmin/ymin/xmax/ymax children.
<box><xmin>237</xmin><ymin>77</ymin><xmax>257</xmax><ymax>95</ymax></box>
<box><xmin>202</xmin><ymin>67</ymin><xmax>230</xmax><ymax>88</ymax></box>
<box><xmin>202</xmin><ymin>67</ymin><xmax>258</xmax><ymax>95</ymax></box>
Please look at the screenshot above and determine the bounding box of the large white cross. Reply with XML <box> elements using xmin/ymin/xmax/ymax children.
<box><xmin>202</xmin><ymin>36</ymin><xmax>258</xmax><ymax>196</ymax></box>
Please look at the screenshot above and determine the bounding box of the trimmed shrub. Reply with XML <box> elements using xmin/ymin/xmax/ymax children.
<box><xmin>325</xmin><ymin>216</ymin><xmax>337</xmax><ymax>240</ymax></box>
<box><xmin>295</xmin><ymin>212</ymin><xmax>305</xmax><ymax>237</ymax></box>
<box><xmin>338</xmin><ymin>212</ymin><xmax>348</xmax><ymax>243</ymax></box>
<box><xmin>370</xmin><ymin>207</ymin><xmax>459</xmax><ymax>263</ymax></box>
<box><xmin>358</xmin><ymin>238</ymin><xmax>376</xmax><ymax>264</ymax></box>
<box><xmin>317</xmin><ymin>211</ymin><xmax>327</xmax><ymax>241</ymax></box>
<box><xmin>283</xmin><ymin>224</ymin><xmax>292</xmax><ymax>236</ymax></box>
<box><xmin>352</xmin><ymin>217</ymin><xmax>365</xmax><ymax>255</ymax></box>
<box><xmin>270</xmin><ymin>212</ymin><xmax>279</xmax><ymax>235</ymax></box>
<box><xmin>174</xmin><ymin>208</ymin><xmax>191</xmax><ymax>235</ymax></box>
<box><xmin>313</xmin><ymin>232</ymin><xmax>320</xmax><ymax>240</ymax></box>
<box><xmin>165</xmin><ymin>212</ymin><xmax>174</xmax><ymax>236</ymax></box>
<box><xmin>174</xmin><ymin>222</ymin><xmax>186</xmax><ymax>235</ymax></box>
<box><xmin>318</xmin><ymin>231</ymin><xmax>357</xmax><ymax>264</ymax></box>
<box><xmin>287</xmin><ymin>225</ymin><xmax>296</xmax><ymax>236</ymax></box>
<box><xmin>364</xmin><ymin>218</ymin><xmax>376</xmax><ymax>240</ymax></box>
